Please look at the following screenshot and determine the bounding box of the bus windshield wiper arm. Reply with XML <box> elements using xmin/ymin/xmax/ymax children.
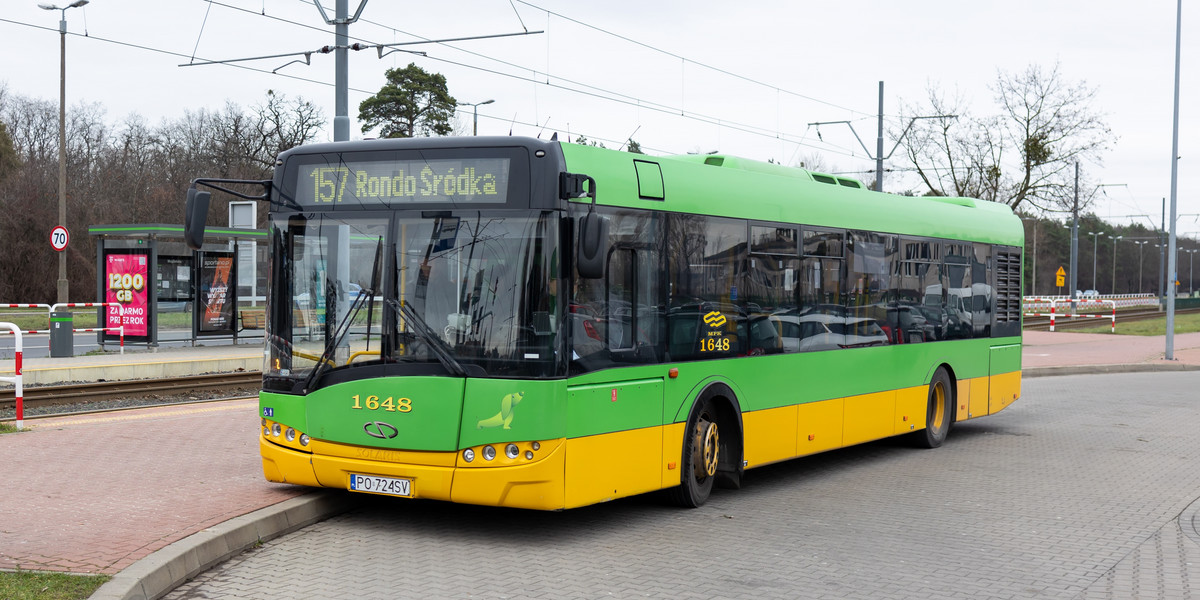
<box><xmin>302</xmin><ymin>291</ymin><xmax>370</xmax><ymax>393</ymax></box>
<box><xmin>387</xmin><ymin>298</ymin><xmax>467</xmax><ymax>377</ymax></box>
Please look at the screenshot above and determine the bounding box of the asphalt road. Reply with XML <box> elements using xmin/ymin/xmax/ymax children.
<box><xmin>164</xmin><ymin>372</ymin><xmax>1200</xmax><ymax>600</ymax></box>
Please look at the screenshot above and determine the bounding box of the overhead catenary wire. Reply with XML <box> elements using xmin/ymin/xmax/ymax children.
<box><xmin>0</xmin><ymin>16</ymin><xmax>366</xmax><ymax>95</ymax></box>
<box><xmin>512</xmin><ymin>0</ymin><xmax>869</xmax><ymax>117</ymax></box>
<box><xmin>2</xmin><ymin>3</ymin><xmax>875</xmax><ymax>162</ymax></box>
<box><xmin>189</xmin><ymin>0</ymin><xmax>214</xmax><ymax>63</ymax></box>
<box><xmin>200</xmin><ymin>1</ymin><xmax>877</xmax><ymax>158</ymax></box>
<box><xmin>294</xmin><ymin>0</ymin><xmax>873</xmax><ymax>154</ymax></box>
<box><xmin>285</xmin><ymin>7</ymin><xmax>858</xmax><ymax>156</ymax></box>
<box><xmin>0</xmin><ymin>14</ymin><xmax>650</xmax><ymax>154</ymax></box>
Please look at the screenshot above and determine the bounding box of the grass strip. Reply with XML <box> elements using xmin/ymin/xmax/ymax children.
<box><xmin>0</xmin><ymin>571</ymin><xmax>110</xmax><ymax>600</ymax></box>
<box><xmin>1073</xmin><ymin>312</ymin><xmax>1200</xmax><ymax>335</ymax></box>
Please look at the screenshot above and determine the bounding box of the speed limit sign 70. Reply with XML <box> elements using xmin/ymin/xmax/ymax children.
<box><xmin>50</xmin><ymin>225</ymin><xmax>70</xmax><ymax>252</ymax></box>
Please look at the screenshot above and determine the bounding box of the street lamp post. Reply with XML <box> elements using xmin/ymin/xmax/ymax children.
<box><xmin>1111</xmin><ymin>236</ymin><xmax>1123</xmax><ymax>294</ymax></box>
<box><xmin>1087</xmin><ymin>231</ymin><xmax>1102</xmax><ymax>293</ymax></box>
<box><xmin>39</xmin><ymin>0</ymin><xmax>88</xmax><ymax>304</ymax></box>
<box><xmin>1134</xmin><ymin>241</ymin><xmax>1149</xmax><ymax>294</ymax></box>
<box><xmin>458</xmin><ymin>99</ymin><xmax>494</xmax><ymax>136</ymax></box>
<box><xmin>1179</xmin><ymin>247</ymin><xmax>1195</xmax><ymax>296</ymax></box>
<box><xmin>1187</xmin><ymin>249</ymin><xmax>1197</xmax><ymax>295</ymax></box>
<box><xmin>1156</xmin><ymin>243</ymin><xmax>1166</xmax><ymax>300</ymax></box>
<box><xmin>1020</xmin><ymin>217</ymin><xmax>1039</xmax><ymax>295</ymax></box>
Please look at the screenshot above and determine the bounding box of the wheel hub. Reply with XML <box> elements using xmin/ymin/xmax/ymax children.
<box><xmin>694</xmin><ymin>417</ymin><xmax>719</xmax><ymax>479</ymax></box>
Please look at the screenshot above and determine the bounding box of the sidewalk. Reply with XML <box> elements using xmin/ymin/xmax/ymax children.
<box><xmin>0</xmin><ymin>399</ymin><xmax>306</xmax><ymax>575</ymax></box>
<box><xmin>0</xmin><ymin>334</ymin><xmax>1197</xmax><ymax>600</ymax></box>
<box><xmin>1023</xmin><ymin>330</ymin><xmax>1200</xmax><ymax>374</ymax></box>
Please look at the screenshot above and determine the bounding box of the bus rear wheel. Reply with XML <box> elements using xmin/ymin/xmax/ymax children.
<box><xmin>668</xmin><ymin>400</ymin><xmax>719</xmax><ymax>507</ymax></box>
<box><xmin>914</xmin><ymin>367</ymin><xmax>952</xmax><ymax>449</ymax></box>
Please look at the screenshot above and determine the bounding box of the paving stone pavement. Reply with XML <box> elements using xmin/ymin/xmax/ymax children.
<box><xmin>0</xmin><ymin>399</ymin><xmax>306</xmax><ymax>574</ymax></box>
<box><xmin>162</xmin><ymin>371</ymin><xmax>1200</xmax><ymax>600</ymax></box>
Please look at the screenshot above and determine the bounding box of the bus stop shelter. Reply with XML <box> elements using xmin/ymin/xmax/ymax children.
<box><xmin>88</xmin><ymin>224</ymin><xmax>267</xmax><ymax>349</ymax></box>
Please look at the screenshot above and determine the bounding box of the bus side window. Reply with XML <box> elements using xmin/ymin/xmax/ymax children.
<box><xmin>606</xmin><ymin>248</ymin><xmax>636</xmax><ymax>351</ymax></box>
<box><xmin>797</xmin><ymin>227</ymin><xmax>846</xmax><ymax>351</ymax></box>
<box><xmin>846</xmin><ymin>231</ymin><xmax>894</xmax><ymax>348</ymax></box>
<box><xmin>973</xmin><ymin>243</ymin><xmax>993</xmax><ymax>338</ymax></box>
<box><xmin>666</xmin><ymin>214</ymin><xmax>745</xmax><ymax>361</ymax></box>
<box><xmin>748</xmin><ymin>225</ymin><xmax>797</xmax><ymax>354</ymax></box>
<box><xmin>570</xmin><ymin>207</ymin><xmax>663</xmax><ymax>371</ymax></box>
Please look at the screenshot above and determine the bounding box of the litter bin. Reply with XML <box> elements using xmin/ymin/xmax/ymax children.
<box><xmin>50</xmin><ymin>311</ymin><xmax>74</xmax><ymax>358</ymax></box>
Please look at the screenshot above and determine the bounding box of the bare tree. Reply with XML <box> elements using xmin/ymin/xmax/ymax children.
<box><xmin>0</xmin><ymin>89</ymin><xmax>326</xmax><ymax>300</ymax></box>
<box><xmin>902</xmin><ymin>63</ymin><xmax>1114</xmax><ymax>212</ymax></box>
<box><xmin>253</xmin><ymin>90</ymin><xmax>325</xmax><ymax>168</ymax></box>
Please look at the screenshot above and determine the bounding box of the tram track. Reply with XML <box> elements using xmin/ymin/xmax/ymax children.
<box><xmin>0</xmin><ymin>371</ymin><xmax>262</xmax><ymax>415</ymax></box>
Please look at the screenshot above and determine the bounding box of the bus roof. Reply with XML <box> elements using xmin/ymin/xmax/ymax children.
<box><xmin>559</xmin><ymin>141</ymin><xmax>1023</xmax><ymax>247</ymax></box>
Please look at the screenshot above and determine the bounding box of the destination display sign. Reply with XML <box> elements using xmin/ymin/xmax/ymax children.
<box><xmin>294</xmin><ymin>157</ymin><xmax>511</xmax><ymax>206</ymax></box>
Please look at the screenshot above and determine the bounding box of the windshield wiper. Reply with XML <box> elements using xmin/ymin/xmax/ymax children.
<box><xmin>301</xmin><ymin>238</ymin><xmax>384</xmax><ymax>392</ymax></box>
<box><xmin>302</xmin><ymin>290</ymin><xmax>371</xmax><ymax>393</ymax></box>
<box><xmin>387</xmin><ymin>298</ymin><xmax>468</xmax><ymax>377</ymax></box>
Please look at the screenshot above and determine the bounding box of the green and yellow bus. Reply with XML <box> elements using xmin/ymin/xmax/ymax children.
<box><xmin>186</xmin><ymin>136</ymin><xmax>1023</xmax><ymax>510</ymax></box>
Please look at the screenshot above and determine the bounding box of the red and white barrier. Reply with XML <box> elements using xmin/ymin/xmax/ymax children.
<box><xmin>1</xmin><ymin>302</ymin><xmax>125</xmax><ymax>353</ymax></box>
<box><xmin>1023</xmin><ymin>294</ymin><xmax>1157</xmax><ymax>312</ymax></box>
<box><xmin>51</xmin><ymin>303</ymin><xmax>125</xmax><ymax>353</ymax></box>
<box><xmin>0</xmin><ymin>322</ymin><xmax>23</xmax><ymax>430</ymax></box>
<box><xmin>1024</xmin><ymin>298</ymin><xmax>1117</xmax><ymax>332</ymax></box>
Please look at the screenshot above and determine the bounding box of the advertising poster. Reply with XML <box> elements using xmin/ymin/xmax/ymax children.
<box><xmin>105</xmin><ymin>252</ymin><xmax>150</xmax><ymax>338</ymax></box>
<box><xmin>198</xmin><ymin>252</ymin><xmax>236</xmax><ymax>333</ymax></box>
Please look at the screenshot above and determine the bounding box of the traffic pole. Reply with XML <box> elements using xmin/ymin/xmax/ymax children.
<box><xmin>0</xmin><ymin>322</ymin><xmax>22</xmax><ymax>430</ymax></box>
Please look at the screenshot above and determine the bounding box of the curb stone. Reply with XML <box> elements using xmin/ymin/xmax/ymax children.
<box><xmin>1022</xmin><ymin>362</ymin><xmax>1200</xmax><ymax>378</ymax></box>
<box><xmin>89</xmin><ymin>491</ymin><xmax>358</xmax><ymax>600</ymax></box>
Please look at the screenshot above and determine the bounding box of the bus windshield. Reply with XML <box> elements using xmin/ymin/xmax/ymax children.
<box><xmin>266</xmin><ymin>209</ymin><xmax>563</xmax><ymax>391</ymax></box>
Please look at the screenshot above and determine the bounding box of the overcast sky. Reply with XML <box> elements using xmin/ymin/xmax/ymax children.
<box><xmin>1</xmin><ymin>1</ymin><xmax>1197</xmax><ymax>241</ymax></box>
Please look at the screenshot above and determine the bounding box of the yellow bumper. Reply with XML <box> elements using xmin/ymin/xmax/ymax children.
<box><xmin>260</xmin><ymin>437</ymin><xmax>567</xmax><ymax>510</ymax></box>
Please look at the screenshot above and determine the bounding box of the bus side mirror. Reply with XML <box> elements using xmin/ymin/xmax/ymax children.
<box><xmin>577</xmin><ymin>211</ymin><xmax>609</xmax><ymax>279</ymax></box>
<box><xmin>185</xmin><ymin>188</ymin><xmax>211</xmax><ymax>250</ymax></box>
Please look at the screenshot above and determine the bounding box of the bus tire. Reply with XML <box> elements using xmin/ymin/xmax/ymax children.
<box><xmin>667</xmin><ymin>398</ymin><xmax>720</xmax><ymax>508</ymax></box>
<box><xmin>914</xmin><ymin>367</ymin><xmax>952</xmax><ymax>449</ymax></box>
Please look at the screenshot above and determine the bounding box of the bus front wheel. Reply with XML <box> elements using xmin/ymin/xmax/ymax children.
<box><xmin>914</xmin><ymin>367</ymin><xmax>952</xmax><ymax>449</ymax></box>
<box><xmin>668</xmin><ymin>399</ymin><xmax>719</xmax><ymax>507</ymax></box>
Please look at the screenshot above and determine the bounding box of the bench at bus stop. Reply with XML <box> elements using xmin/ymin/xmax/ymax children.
<box><xmin>239</xmin><ymin>308</ymin><xmax>267</xmax><ymax>331</ymax></box>
<box><xmin>239</xmin><ymin>307</ymin><xmax>316</xmax><ymax>333</ymax></box>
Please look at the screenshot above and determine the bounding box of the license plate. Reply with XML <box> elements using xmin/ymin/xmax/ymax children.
<box><xmin>348</xmin><ymin>473</ymin><xmax>412</xmax><ymax>497</ymax></box>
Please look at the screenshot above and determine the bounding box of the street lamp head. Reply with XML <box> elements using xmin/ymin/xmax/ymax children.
<box><xmin>39</xmin><ymin>1</ymin><xmax>86</xmax><ymax>10</ymax></box>
<box><xmin>459</xmin><ymin>99</ymin><xmax>495</xmax><ymax>108</ymax></box>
